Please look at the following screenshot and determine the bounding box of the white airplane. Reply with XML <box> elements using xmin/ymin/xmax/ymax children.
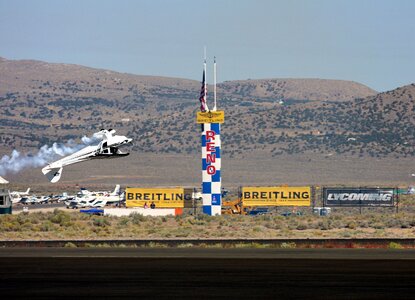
<box><xmin>71</xmin><ymin>185</ymin><xmax>121</xmax><ymax>205</ymax></box>
<box><xmin>0</xmin><ymin>176</ymin><xmax>9</xmax><ymax>184</ymax></box>
<box><xmin>89</xmin><ymin>199</ymin><xmax>107</xmax><ymax>208</ymax></box>
<box><xmin>65</xmin><ymin>188</ymin><xmax>96</xmax><ymax>208</ymax></box>
<box><xmin>10</xmin><ymin>188</ymin><xmax>31</xmax><ymax>204</ymax></box>
<box><xmin>74</xmin><ymin>189</ymin><xmax>96</xmax><ymax>203</ymax></box>
<box><xmin>30</xmin><ymin>195</ymin><xmax>50</xmax><ymax>204</ymax></box>
<box><xmin>42</xmin><ymin>129</ymin><xmax>132</xmax><ymax>183</ymax></box>
<box><xmin>59</xmin><ymin>192</ymin><xmax>75</xmax><ymax>202</ymax></box>
<box><xmin>93</xmin><ymin>185</ymin><xmax>122</xmax><ymax>205</ymax></box>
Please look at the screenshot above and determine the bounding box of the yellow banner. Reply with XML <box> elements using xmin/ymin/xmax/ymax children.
<box><xmin>242</xmin><ymin>186</ymin><xmax>311</xmax><ymax>207</ymax></box>
<box><xmin>126</xmin><ymin>188</ymin><xmax>186</xmax><ymax>208</ymax></box>
<box><xmin>196</xmin><ymin>111</ymin><xmax>225</xmax><ymax>124</ymax></box>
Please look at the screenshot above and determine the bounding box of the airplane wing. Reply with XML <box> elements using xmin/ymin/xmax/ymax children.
<box><xmin>42</xmin><ymin>145</ymin><xmax>98</xmax><ymax>183</ymax></box>
<box><xmin>41</xmin><ymin>130</ymin><xmax>131</xmax><ymax>183</ymax></box>
<box><xmin>42</xmin><ymin>166</ymin><xmax>63</xmax><ymax>183</ymax></box>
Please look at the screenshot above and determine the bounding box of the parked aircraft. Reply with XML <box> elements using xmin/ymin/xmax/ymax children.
<box><xmin>42</xmin><ymin>129</ymin><xmax>132</xmax><ymax>183</ymax></box>
<box><xmin>66</xmin><ymin>197</ymin><xmax>107</xmax><ymax>209</ymax></box>
<box><xmin>65</xmin><ymin>185</ymin><xmax>121</xmax><ymax>208</ymax></box>
<box><xmin>30</xmin><ymin>195</ymin><xmax>50</xmax><ymax>204</ymax></box>
<box><xmin>10</xmin><ymin>188</ymin><xmax>31</xmax><ymax>204</ymax></box>
<box><xmin>92</xmin><ymin>185</ymin><xmax>122</xmax><ymax>205</ymax></box>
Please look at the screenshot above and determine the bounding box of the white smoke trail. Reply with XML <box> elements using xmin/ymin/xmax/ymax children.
<box><xmin>0</xmin><ymin>135</ymin><xmax>101</xmax><ymax>176</ymax></box>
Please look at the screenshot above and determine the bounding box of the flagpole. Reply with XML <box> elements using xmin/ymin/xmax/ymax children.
<box><xmin>213</xmin><ymin>56</ymin><xmax>217</xmax><ymax>111</ymax></box>
<box><xmin>204</xmin><ymin>46</ymin><xmax>209</xmax><ymax>111</ymax></box>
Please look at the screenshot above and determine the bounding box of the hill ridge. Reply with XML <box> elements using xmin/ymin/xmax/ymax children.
<box><xmin>0</xmin><ymin>56</ymin><xmax>412</xmax><ymax>160</ymax></box>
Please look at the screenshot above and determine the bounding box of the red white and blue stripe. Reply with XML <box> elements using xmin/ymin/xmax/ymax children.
<box><xmin>201</xmin><ymin>123</ymin><xmax>221</xmax><ymax>215</ymax></box>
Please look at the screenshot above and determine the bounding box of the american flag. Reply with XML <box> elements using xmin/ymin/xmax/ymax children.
<box><xmin>199</xmin><ymin>69</ymin><xmax>208</xmax><ymax>112</ymax></box>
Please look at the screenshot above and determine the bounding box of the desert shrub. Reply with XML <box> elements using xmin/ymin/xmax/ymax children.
<box><xmin>346</xmin><ymin>221</ymin><xmax>357</xmax><ymax>230</ymax></box>
<box><xmin>384</xmin><ymin>218</ymin><xmax>400</xmax><ymax>228</ymax></box>
<box><xmin>174</xmin><ymin>226</ymin><xmax>192</xmax><ymax>237</ymax></box>
<box><xmin>21</xmin><ymin>221</ymin><xmax>33</xmax><ymax>231</ymax></box>
<box><xmin>265</xmin><ymin>219</ymin><xmax>285</xmax><ymax>230</ymax></box>
<box><xmin>49</xmin><ymin>211</ymin><xmax>71</xmax><ymax>226</ymax></box>
<box><xmin>296</xmin><ymin>223</ymin><xmax>308</xmax><ymax>230</ymax></box>
<box><xmin>318</xmin><ymin>220</ymin><xmax>330</xmax><ymax>230</ymax></box>
<box><xmin>372</xmin><ymin>223</ymin><xmax>385</xmax><ymax>229</ymax></box>
<box><xmin>340</xmin><ymin>231</ymin><xmax>352</xmax><ymax>238</ymax></box>
<box><xmin>357</xmin><ymin>219</ymin><xmax>369</xmax><ymax>228</ymax></box>
<box><xmin>280</xmin><ymin>242</ymin><xmax>296</xmax><ymax>249</ymax></box>
<box><xmin>286</xmin><ymin>217</ymin><xmax>300</xmax><ymax>230</ymax></box>
<box><xmin>92</xmin><ymin>218</ymin><xmax>110</xmax><ymax>227</ymax></box>
<box><xmin>400</xmin><ymin>220</ymin><xmax>410</xmax><ymax>228</ymax></box>
<box><xmin>130</xmin><ymin>213</ymin><xmax>145</xmax><ymax>224</ymax></box>
<box><xmin>195</xmin><ymin>213</ymin><xmax>213</xmax><ymax>223</ymax></box>
<box><xmin>219</xmin><ymin>219</ymin><xmax>230</xmax><ymax>226</ymax></box>
<box><xmin>174</xmin><ymin>214</ymin><xmax>185</xmax><ymax>222</ymax></box>
<box><xmin>40</xmin><ymin>220</ymin><xmax>54</xmax><ymax>232</ymax></box>
<box><xmin>1</xmin><ymin>221</ymin><xmax>15</xmax><ymax>231</ymax></box>
<box><xmin>16</xmin><ymin>214</ymin><xmax>27</xmax><ymax>225</ymax></box>
<box><xmin>388</xmin><ymin>242</ymin><xmax>403</xmax><ymax>249</ymax></box>
<box><xmin>117</xmin><ymin>216</ymin><xmax>129</xmax><ymax>226</ymax></box>
<box><xmin>64</xmin><ymin>242</ymin><xmax>77</xmax><ymax>248</ymax></box>
<box><xmin>253</xmin><ymin>226</ymin><xmax>262</xmax><ymax>232</ymax></box>
<box><xmin>147</xmin><ymin>242</ymin><xmax>168</xmax><ymax>248</ymax></box>
<box><xmin>78</xmin><ymin>213</ymin><xmax>91</xmax><ymax>221</ymax></box>
<box><xmin>177</xmin><ymin>243</ymin><xmax>194</xmax><ymax>248</ymax></box>
<box><xmin>258</xmin><ymin>214</ymin><xmax>272</xmax><ymax>222</ymax></box>
<box><xmin>29</xmin><ymin>217</ymin><xmax>40</xmax><ymax>225</ymax></box>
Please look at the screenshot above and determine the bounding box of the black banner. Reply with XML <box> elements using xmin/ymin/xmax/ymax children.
<box><xmin>323</xmin><ymin>188</ymin><xmax>395</xmax><ymax>207</ymax></box>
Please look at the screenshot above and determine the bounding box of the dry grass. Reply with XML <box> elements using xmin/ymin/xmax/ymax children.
<box><xmin>1</xmin><ymin>196</ymin><xmax>415</xmax><ymax>241</ymax></box>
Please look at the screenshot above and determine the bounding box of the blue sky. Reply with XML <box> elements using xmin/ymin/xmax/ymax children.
<box><xmin>0</xmin><ymin>0</ymin><xmax>414</xmax><ymax>91</ymax></box>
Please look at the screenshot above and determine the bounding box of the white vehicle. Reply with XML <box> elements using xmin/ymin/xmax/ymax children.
<box><xmin>42</xmin><ymin>129</ymin><xmax>132</xmax><ymax>183</ymax></box>
<box><xmin>10</xmin><ymin>188</ymin><xmax>31</xmax><ymax>204</ymax></box>
<box><xmin>192</xmin><ymin>191</ymin><xmax>203</xmax><ymax>200</ymax></box>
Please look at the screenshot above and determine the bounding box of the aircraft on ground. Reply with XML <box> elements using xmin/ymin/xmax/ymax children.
<box><xmin>66</xmin><ymin>197</ymin><xmax>107</xmax><ymax>209</ymax></box>
<box><xmin>92</xmin><ymin>185</ymin><xmax>122</xmax><ymax>205</ymax></box>
<box><xmin>29</xmin><ymin>195</ymin><xmax>50</xmax><ymax>204</ymax></box>
<box><xmin>42</xmin><ymin>129</ymin><xmax>132</xmax><ymax>183</ymax></box>
<box><xmin>65</xmin><ymin>185</ymin><xmax>122</xmax><ymax>208</ymax></box>
<box><xmin>10</xmin><ymin>188</ymin><xmax>31</xmax><ymax>204</ymax></box>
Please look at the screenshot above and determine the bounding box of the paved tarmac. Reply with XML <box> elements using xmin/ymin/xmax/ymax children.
<box><xmin>0</xmin><ymin>248</ymin><xmax>414</xmax><ymax>299</ymax></box>
<box><xmin>12</xmin><ymin>202</ymin><xmax>66</xmax><ymax>212</ymax></box>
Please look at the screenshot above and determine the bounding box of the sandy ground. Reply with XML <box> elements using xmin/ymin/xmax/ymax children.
<box><xmin>4</xmin><ymin>153</ymin><xmax>415</xmax><ymax>192</ymax></box>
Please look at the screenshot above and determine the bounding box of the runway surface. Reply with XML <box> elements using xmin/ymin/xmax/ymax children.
<box><xmin>12</xmin><ymin>202</ymin><xmax>65</xmax><ymax>212</ymax></box>
<box><xmin>0</xmin><ymin>248</ymin><xmax>414</xmax><ymax>299</ymax></box>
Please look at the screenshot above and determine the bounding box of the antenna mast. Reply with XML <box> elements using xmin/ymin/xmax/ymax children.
<box><xmin>204</xmin><ymin>47</ymin><xmax>209</xmax><ymax>111</ymax></box>
<box><xmin>213</xmin><ymin>56</ymin><xmax>217</xmax><ymax>111</ymax></box>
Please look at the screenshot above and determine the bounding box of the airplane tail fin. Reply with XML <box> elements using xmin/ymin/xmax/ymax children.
<box><xmin>112</xmin><ymin>184</ymin><xmax>121</xmax><ymax>195</ymax></box>
<box><xmin>25</xmin><ymin>188</ymin><xmax>30</xmax><ymax>194</ymax></box>
<box><xmin>94</xmin><ymin>129</ymin><xmax>116</xmax><ymax>141</ymax></box>
<box><xmin>42</xmin><ymin>166</ymin><xmax>63</xmax><ymax>183</ymax></box>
